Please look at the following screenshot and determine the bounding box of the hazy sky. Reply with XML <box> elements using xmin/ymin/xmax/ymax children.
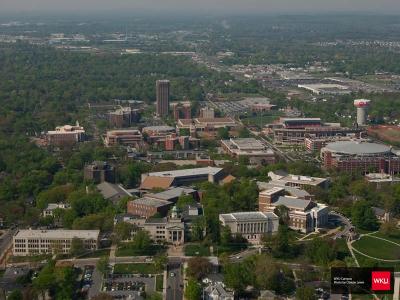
<box><xmin>2</xmin><ymin>0</ymin><xmax>400</xmax><ymax>14</ymax></box>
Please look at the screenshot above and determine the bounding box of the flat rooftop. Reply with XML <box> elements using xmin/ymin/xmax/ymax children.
<box><xmin>323</xmin><ymin>140</ymin><xmax>392</xmax><ymax>156</ymax></box>
<box><xmin>220</xmin><ymin>211</ymin><xmax>278</xmax><ymax>222</ymax></box>
<box><xmin>147</xmin><ymin>167</ymin><xmax>223</xmax><ymax>178</ymax></box>
<box><xmin>148</xmin><ymin>187</ymin><xmax>196</xmax><ymax>201</ymax></box>
<box><xmin>14</xmin><ymin>229</ymin><xmax>100</xmax><ymax>240</ymax></box>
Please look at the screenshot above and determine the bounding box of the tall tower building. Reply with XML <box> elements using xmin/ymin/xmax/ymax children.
<box><xmin>354</xmin><ymin>99</ymin><xmax>371</xmax><ymax>126</ymax></box>
<box><xmin>156</xmin><ymin>80</ymin><xmax>170</xmax><ymax>117</ymax></box>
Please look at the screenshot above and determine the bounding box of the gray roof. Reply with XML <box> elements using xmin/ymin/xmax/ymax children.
<box><xmin>324</xmin><ymin>141</ymin><xmax>391</xmax><ymax>156</ymax></box>
<box><xmin>145</xmin><ymin>217</ymin><xmax>168</xmax><ymax>224</ymax></box>
<box><xmin>97</xmin><ymin>182</ymin><xmax>132</xmax><ymax>199</ymax></box>
<box><xmin>131</xmin><ymin>197</ymin><xmax>172</xmax><ymax>208</ymax></box>
<box><xmin>148</xmin><ymin>187</ymin><xmax>196</xmax><ymax>201</ymax></box>
<box><xmin>274</xmin><ymin>196</ymin><xmax>313</xmax><ymax>210</ymax></box>
<box><xmin>372</xmin><ymin>207</ymin><xmax>386</xmax><ymax>216</ymax></box>
<box><xmin>142</xmin><ymin>125</ymin><xmax>175</xmax><ymax>132</ymax></box>
<box><xmin>257</xmin><ymin>181</ymin><xmax>311</xmax><ymax>198</ymax></box>
<box><xmin>205</xmin><ymin>283</ymin><xmax>233</xmax><ymax>298</ymax></box>
<box><xmin>147</xmin><ymin>167</ymin><xmax>223</xmax><ymax>178</ymax></box>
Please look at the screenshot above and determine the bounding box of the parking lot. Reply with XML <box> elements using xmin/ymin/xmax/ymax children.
<box><xmin>102</xmin><ymin>273</ymin><xmax>157</xmax><ymax>299</ymax></box>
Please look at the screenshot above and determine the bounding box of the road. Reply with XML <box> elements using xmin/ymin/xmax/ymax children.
<box><xmin>0</xmin><ymin>229</ymin><xmax>17</xmax><ymax>268</ymax></box>
<box><xmin>166</xmin><ymin>258</ymin><xmax>183</xmax><ymax>300</ymax></box>
<box><xmin>329</xmin><ymin>211</ymin><xmax>353</xmax><ymax>240</ymax></box>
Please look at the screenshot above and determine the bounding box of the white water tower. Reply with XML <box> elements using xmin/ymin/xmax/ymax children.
<box><xmin>354</xmin><ymin>99</ymin><xmax>371</xmax><ymax>126</ymax></box>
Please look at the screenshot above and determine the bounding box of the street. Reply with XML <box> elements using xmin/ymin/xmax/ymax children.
<box><xmin>166</xmin><ymin>258</ymin><xmax>183</xmax><ymax>300</ymax></box>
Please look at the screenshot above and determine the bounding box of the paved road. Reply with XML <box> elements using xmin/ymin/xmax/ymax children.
<box><xmin>166</xmin><ymin>258</ymin><xmax>183</xmax><ymax>300</ymax></box>
<box><xmin>329</xmin><ymin>211</ymin><xmax>353</xmax><ymax>240</ymax></box>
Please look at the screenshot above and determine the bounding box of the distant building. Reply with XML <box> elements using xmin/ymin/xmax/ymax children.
<box><xmin>109</xmin><ymin>107</ymin><xmax>140</xmax><ymax>128</ymax></box>
<box><xmin>42</xmin><ymin>203</ymin><xmax>70</xmax><ymax>217</ymax></box>
<box><xmin>268</xmin><ymin>171</ymin><xmax>329</xmax><ymax>189</ymax></box>
<box><xmin>172</xmin><ymin>102</ymin><xmax>191</xmax><ymax>120</ymax></box>
<box><xmin>142</xmin><ymin>125</ymin><xmax>176</xmax><ymax>142</ymax></box>
<box><xmin>200</xmin><ymin>107</ymin><xmax>215</xmax><ymax>119</ymax></box>
<box><xmin>258</xmin><ymin>191</ymin><xmax>328</xmax><ymax>233</ymax></box>
<box><xmin>13</xmin><ymin>229</ymin><xmax>99</xmax><ymax>256</ymax></box>
<box><xmin>97</xmin><ymin>182</ymin><xmax>132</xmax><ymax>204</ymax></box>
<box><xmin>266</xmin><ymin>117</ymin><xmax>362</xmax><ymax>145</ymax></box>
<box><xmin>127</xmin><ymin>197</ymin><xmax>173</xmax><ymax>218</ymax></box>
<box><xmin>84</xmin><ymin>161</ymin><xmax>115</xmax><ymax>184</ymax></box>
<box><xmin>127</xmin><ymin>187</ymin><xmax>198</xmax><ymax>218</ymax></box>
<box><xmin>371</xmin><ymin>207</ymin><xmax>391</xmax><ymax>222</ymax></box>
<box><xmin>221</xmin><ymin>138</ymin><xmax>275</xmax><ymax>165</ymax></box>
<box><xmin>140</xmin><ymin>167</ymin><xmax>225</xmax><ymax>190</ymax></box>
<box><xmin>219</xmin><ymin>212</ymin><xmax>279</xmax><ymax>244</ymax></box>
<box><xmin>304</xmin><ymin>136</ymin><xmax>357</xmax><ymax>152</ymax></box>
<box><xmin>46</xmin><ymin>122</ymin><xmax>85</xmax><ymax>147</ymax></box>
<box><xmin>104</xmin><ymin>129</ymin><xmax>143</xmax><ymax>147</ymax></box>
<box><xmin>321</xmin><ymin>140</ymin><xmax>400</xmax><ymax>174</ymax></box>
<box><xmin>365</xmin><ymin>173</ymin><xmax>400</xmax><ymax>187</ymax></box>
<box><xmin>298</xmin><ymin>83</ymin><xmax>351</xmax><ymax>95</ymax></box>
<box><xmin>163</xmin><ymin>134</ymin><xmax>199</xmax><ymax>151</ymax></box>
<box><xmin>156</xmin><ymin>80</ymin><xmax>170</xmax><ymax>117</ymax></box>
<box><xmin>177</xmin><ymin>117</ymin><xmax>237</xmax><ymax>134</ymax></box>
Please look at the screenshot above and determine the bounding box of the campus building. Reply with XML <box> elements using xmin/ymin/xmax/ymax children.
<box><xmin>46</xmin><ymin>122</ymin><xmax>85</xmax><ymax>147</ymax></box>
<box><xmin>177</xmin><ymin>117</ymin><xmax>237</xmax><ymax>135</ymax></box>
<box><xmin>266</xmin><ymin>117</ymin><xmax>362</xmax><ymax>145</ymax></box>
<box><xmin>108</xmin><ymin>107</ymin><xmax>140</xmax><ymax>128</ymax></box>
<box><xmin>140</xmin><ymin>167</ymin><xmax>225</xmax><ymax>190</ymax></box>
<box><xmin>221</xmin><ymin>138</ymin><xmax>275</xmax><ymax>165</ymax></box>
<box><xmin>321</xmin><ymin>140</ymin><xmax>400</xmax><ymax>174</ymax></box>
<box><xmin>219</xmin><ymin>212</ymin><xmax>279</xmax><ymax>244</ymax></box>
<box><xmin>258</xmin><ymin>190</ymin><xmax>328</xmax><ymax>233</ymax></box>
<box><xmin>84</xmin><ymin>161</ymin><xmax>116</xmax><ymax>184</ymax></box>
<box><xmin>156</xmin><ymin>80</ymin><xmax>170</xmax><ymax>117</ymax></box>
<box><xmin>13</xmin><ymin>230</ymin><xmax>100</xmax><ymax>256</ymax></box>
<box><xmin>104</xmin><ymin>129</ymin><xmax>143</xmax><ymax>147</ymax></box>
<box><xmin>268</xmin><ymin>170</ymin><xmax>329</xmax><ymax>189</ymax></box>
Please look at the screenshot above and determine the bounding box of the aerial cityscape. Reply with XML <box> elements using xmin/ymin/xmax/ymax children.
<box><xmin>1</xmin><ymin>1</ymin><xmax>400</xmax><ymax>300</ymax></box>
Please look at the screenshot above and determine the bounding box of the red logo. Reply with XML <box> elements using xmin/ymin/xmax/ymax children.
<box><xmin>371</xmin><ymin>271</ymin><xmax>391</xmax><ymax>291</ymax></box>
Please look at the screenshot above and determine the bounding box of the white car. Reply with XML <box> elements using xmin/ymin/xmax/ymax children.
<box><xmin>170</xmin><ymin>272</ymin><xmax>175</xmax><ymax>277</ymax></box>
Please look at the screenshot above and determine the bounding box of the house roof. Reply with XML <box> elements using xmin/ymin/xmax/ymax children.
<box><xmin>221</xmin><ymin>175</ymin><xmax>236</xmax><ymax>185</ymax></box>
<box><xmin>140</xmin><ymin>176</ymin><xmax>175</xmax><ymax>190</ymax></box>
<box><xmin>147</xmin><ymin>187</ymin><xmax>196</xmax><ymax>201</ymax></box>
<box><xmin>130</xmin><ymin>197</ymin><xmax>173</xmax><ymax>208</ymax></box>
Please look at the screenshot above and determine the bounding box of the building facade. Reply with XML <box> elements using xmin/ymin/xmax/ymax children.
<box><xmin>219</xmin><ymin>212</ymin><xmax>279</xmax><ymax>244</ymax></box>
<box><xmin>104</xmin><ymin>129</ymin><xmax>143</xmax><ymax>147</ymax></box>
<box><xmin>156</xmin><ymin>80</ymin><xmax>170</xmax><ymax>117</ymax></box>
<box><xmin>109</xmin><ymin>107</ymin><xmax>140</xmax><ymax>128</ymax></box>
<box><xmin>13</xmin><ymin>230</ymin><xmax>99</xmax><ymax>256</ymax></box>
<box><xmin>221</xmin><ymin>138</ymin><xmax>275</xmax><ymax>165</ymax></box>
<box><xmin>46</xmin><ymin>122</ymin><xmax>85</xmax><ymax>147</ymax></box>
<box><xmin>84</xmin><ymin>161</ymin><xmax>116</xmax><ymax>184</ymax></box>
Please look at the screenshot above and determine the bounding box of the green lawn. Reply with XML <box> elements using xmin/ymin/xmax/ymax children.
<box><xmin>371</xmin><ymin>229</ymin><xmax>400</xmax><ymax>244</ymax></box>
<box><xmin>156</xmin><ymin>274</ymin><xmax>164</xmax><ymax>292</ymax></box>
<box><xmin>8</xmin><ymin>254</ymin><xmax>51</xmax><ymax>263</ymax></box>
<box><xmin>352</xmin><ymin>236</ymin><xmax>400</xmax><ymax>260</ymax></box>
<box><xmin>335</xmin><ymin>238</ymin><xmax>352</xmax><ymax>260</ymax></box>
<box><xmin>116</xmin><ymin>244</ymin><xmax>166</xmax><ymax>257</ymax></box>
<box><xmin>216</xmin><ymin>243</ymin><xmax>248</xmax><ymax>256</ymax></box>
<box><xmin>184</xmin><ymin>244</ymin><xmax>210</xmax><ymax>257</ymax></box>
<box><xmin>241</xmin><ymin>113</ymin><xmax>282</xmax><ymax>127</ymax></box>
<box><xmin>114</xmin><ymin>263</ymin><xmax>159</xmax><ymax>275</ymax></box>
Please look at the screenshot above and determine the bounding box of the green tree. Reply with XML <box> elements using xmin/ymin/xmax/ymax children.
<box><xmin>97</xmin><ymin>256</ymin><xmax>110</xmax><ymax>275</ymax></box>
<box><xmin>8</xmin><ymin>290</ymin><xmax>23</xmax><ymax>300</ymax></box>
<box><xmin>186</xmin><ymin>257</ymin><xmax>212</xmax><ymax>280</ymax></box>
<box><xmin>154</xmin><ymin>254</ymin><xmax>168</xmax><ymax>272</ymax></box>
<box><xmin>296</xmin><ymin>286</ymin><xmax>316</xmax><ymax>300</ymax></box>
<box><xmin>351</xmin><ymin>200</ymin><xmax>379</xmax><ymax>231</ymax></box>
<box><xmin>70</xmin><ymin>237</ymin><xmax>85</xmax><ymax>257</ymax></box>
<box><xmin>217</xmin><ymin>127</ymin><xmax>230</xmax><ymax>139</ymax></box>
<box><xmin>185</xmin><ymin>279</ymin><xmax>201</xmax><ymax>300</ymax></box>
<box><xmin>113</xmin><ymin>222</ymin><xmax>135</xmax><ymax>244</ymax></box>
<box><xmin>274</xmin><ymin>205</ymin><xmax>290</xmax><ymax>225</ymax></box>
<box><xmin>132</xmin><ymin>230</ymin><xmax>152</xmax><ymax>251</ymax></box>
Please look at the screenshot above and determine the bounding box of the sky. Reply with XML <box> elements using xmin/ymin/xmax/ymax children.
<box><xmin>2</xmin><ymin>0</ymin><xmax>400</xmax><ymax>15</ymax></box>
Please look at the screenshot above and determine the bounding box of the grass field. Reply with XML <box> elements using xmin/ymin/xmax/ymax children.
<box><xmin>79</xmin><ymin>248</ymin><xmax>111</xmax><ymax>258</ymax></box>
<box><xmin>156</xmin><ymin>275</ymin><xmax>163</xmax><ymax>292</ymax></box>
<box><xmin>114</xmin><ymin>263</ymin><xmax>159</xmax><ymax>274</ymax></box>
<box><xmin>371</xmin><ymin>229</ymin><xmax>400</xmax><ymax>244</ymax></box>
<box><xmin>116</xmin><ymin>244</ymin><xmax>166</xmax><ymax>257</ymax></box>
<box><xmin>241</xmin><ymin>113</ymin><xmax>282</xmax><ymax>127</ymax></box>
<box><xmin>184</xmin><ymin>244</ymin><xmax>210</xmax><ymax>257</ymax></box>
<box><xmin>352</xmin><ymin>236</ymin><xmax>400</xmax><ymax>260</ymax></box>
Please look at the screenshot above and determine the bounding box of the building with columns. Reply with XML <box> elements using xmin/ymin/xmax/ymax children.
<box><xmin>219</xmin><ymin>211</ymin><xmax>279</xmax><ymax>244</ymax></box>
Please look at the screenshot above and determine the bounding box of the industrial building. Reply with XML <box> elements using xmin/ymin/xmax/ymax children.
<box><xmin>321</xmin><ymin>140</ymin><xmax>400</xmax><ymax>174</ymax></box>
<box><xmin>219</xmin><ymin>212</ymin><xmax>279</xmax><ymax>244</ymax></box>
<box><xmin>13</xmin><ymin>230</ymin><xmax>100</xmax><ymax>256</ymax></box>
<box><xmin>156</xmin><ymin>80</ymin><xmax>170</xmax><ymax>117</ymax></box>
<box><xmin>297</xmin><ymin>83</ymin><xmax>351</xmax><ymax>95</ymax></box>
<box><xmin>46</xmin><ymin>122</ymin><xmax>85</xmax><ymax>147</ymax></box>
<box><xmin>221</xmin><ymin>138</ymin><xmax>275</xmax><ymax>165</ymax></box>
<box><xmin>104</xmin><ymin>129</ymin><xmax>143</xmax><ymax>147</ymax></box>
